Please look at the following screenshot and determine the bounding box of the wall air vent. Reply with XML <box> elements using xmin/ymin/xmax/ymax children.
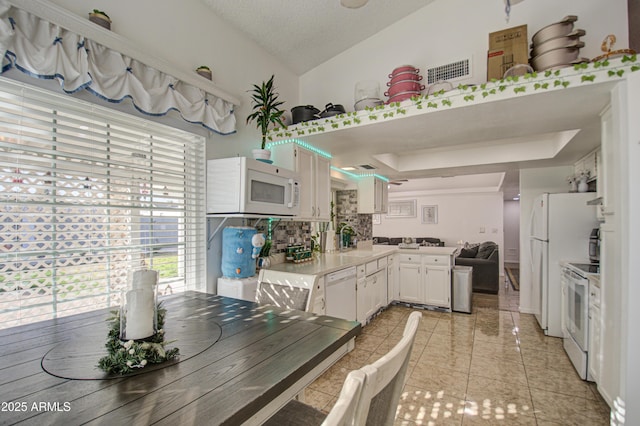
<box><xmin>426</xmin><ymin>58</ymin><xmax>471</xmax><ymax>85</ymax></box>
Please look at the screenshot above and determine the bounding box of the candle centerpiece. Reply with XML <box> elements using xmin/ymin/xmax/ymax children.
<box><xmin>97</xmin><ymin>269</ymin><xmax>179</xmax><ymax>375</ymax></box>
<box><xmin>121</xmin><ymin>269</ymin><xmax>158</xmax><ymax>340</ymax></box>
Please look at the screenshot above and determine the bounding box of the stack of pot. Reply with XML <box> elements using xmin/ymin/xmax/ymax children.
<box><xmin>385</xmin><ymin>65</ymin><xmax>425</xmax><ymax>103</ymax></box>
<box><xmin>530</xmin><ymin>15</ymin><xmax>587</xmax><ymax>71</ymax></box>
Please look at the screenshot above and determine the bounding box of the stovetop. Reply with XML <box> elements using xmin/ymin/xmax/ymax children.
<box><xmin>569</xmin><ymin>262</ymin><xmax>600</xmax><ymax>274</ymax></box>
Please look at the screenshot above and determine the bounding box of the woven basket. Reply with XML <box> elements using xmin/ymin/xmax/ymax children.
<box><xmin>196</xmin><ymin>68</ymin><xmax>212</xmax><ymax>80</ymax></box>
<box><xmin>89</xmin><ymin>13</ymin><xmax>111</xmax><ymax>30</ymax></box>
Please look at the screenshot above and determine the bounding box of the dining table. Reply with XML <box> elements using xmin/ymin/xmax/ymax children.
<box><xmin>0</xmin><ymin>291</ymin><xmax>361</xmax><ymax>425</ymax></box>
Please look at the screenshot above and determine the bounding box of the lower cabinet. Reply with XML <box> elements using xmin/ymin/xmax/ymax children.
<box><xmin>398</xmin><ymin>256</ymin><xmax>422</xmax><ymax>303</ymax></box>
<box><xmin>356</xmin><ymin>261</ymin><xmax>388</xmax><ymax>324</ymax></box>
<box><xmin>397</xmin><ymin>253</ymin><xmax>452</xmax><ymax>309</ymax></box>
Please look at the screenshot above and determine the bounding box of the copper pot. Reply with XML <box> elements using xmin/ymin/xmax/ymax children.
<box><xmin>388</xmin><ymin>72</ymin><xmax>423</xmax><ymax>85</ymax></box>
<box><xmin>384</xmin><ymin>80</ymin><xmax>425</xmax><ymax>97</ymax></box>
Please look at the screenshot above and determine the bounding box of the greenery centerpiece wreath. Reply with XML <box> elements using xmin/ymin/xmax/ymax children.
<box><xmin>97</xmin><ymin>302</ymin><xmax>179</xmax><ymax>375</ymax></box>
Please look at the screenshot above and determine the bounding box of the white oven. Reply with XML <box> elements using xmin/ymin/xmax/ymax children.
<box><xmin>207</xmin><ymin>157</ymin><xmax>300</xmax><ymax>216</ymax></box>
<box><xmin>562</xmin><ymin>265</ymin><xmax>590</xmax><ymax>379</ymax></box>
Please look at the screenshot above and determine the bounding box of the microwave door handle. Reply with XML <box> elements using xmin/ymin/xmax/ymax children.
<box><xmin>287</xmin><ymin>179</ymin><xmax>294</xmax><ymax>208</ymax></box>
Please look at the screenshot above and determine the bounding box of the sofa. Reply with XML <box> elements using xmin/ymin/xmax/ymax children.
<box><xmin>454</xmin><ymin>241</ymin><xmax>500</xmax><ymax>294</ymax></box>
<box><xmin>373</xmin><ymin>236</ymin><xmax>444</xmax><ymax>247</ymax></box>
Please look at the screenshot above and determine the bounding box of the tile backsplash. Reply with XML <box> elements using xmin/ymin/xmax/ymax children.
<box><xmin>247</xmin><ymin>189</ymin><xmax>372</xmax><ymax>254</ymax></box>
<box><xmin>336</xmin><ymin>190</ymin><xmax>372</xmax><ymax>242</ymax></box>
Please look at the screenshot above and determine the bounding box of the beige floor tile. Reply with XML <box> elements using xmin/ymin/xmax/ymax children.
<box><xmin>302</xmin><ymin>387</ymin><xmax>335</xmax><ymax>412</ymax></box>
<box><xmin>517</xmin><ymin>333</ymin><xmax>564</xmax><ymax>353</ymax></box>
<box><xmin>526</xmin><ymin>364</ymin><xmax>596</xmax><ymax>400</ymax></box>
<box><xmin>418</xmin><ymin>346</ymin><xmax>472</xmax><ymax>374</ymax></box>
<box><xmin>427</xmin><ymin>330</ymin><xmax>475</xmax><ymax>351</ymax></box>
<box><xmin>471</xmin><ymin>339</ymin><xmax>523</xmax><ymax>365</ymax></box>
<box><xmin>520</xmin><ymin>346</ymin><xmax>576</xmax><ymax>373</ymax></box>
<box><xmin>407</xmin><ymin>363</ymin><xmax>469</xmax><ymax>400</ymax></box>
<box><xmin>433</xmin><ymin>320</ymin><xmax>476</xmax><ymax>337</ymax></box>
<box><xmin>353</xmin><ymin>332</ymin><xmax>386</xmax><ymax>352</ymax></box>
<box><xmin>465</xmin><ymin>375</ymin><xmax>535</xmax><ymax>421</ymax></box>
<box><xmin>396</xmin><ymin>384</ymin><xmax>465</xmax><ymax>426</ymax></box>
<box><xmin>469</xmin><ymin>356</ymin><xmax>528</xmax><ymax>387</ymax></box>
<box><xmin>530</xmin><ymin>387</ymin><xmax>610</xmax><ymax>425</ymax></box>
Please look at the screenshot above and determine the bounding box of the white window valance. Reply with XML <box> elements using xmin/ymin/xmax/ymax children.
<box><xmin>0</xmin><ymin>2</ymin><xmax>236</xmax><ymax>135</ymax></box>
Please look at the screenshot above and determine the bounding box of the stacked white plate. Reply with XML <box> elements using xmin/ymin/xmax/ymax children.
<box><xmin>385</xmin><ymin>65</ymin><xmax>424</xmax><ymax>103</ymax></box>
<box><xmin>530</xmin><ymin>15</ymin><xmax>588</xmax><ymax>71</ymax></box>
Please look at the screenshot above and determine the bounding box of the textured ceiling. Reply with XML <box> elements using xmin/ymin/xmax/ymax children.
<box><xmin>201</xmin><ymin>0</ymin><xmax>434</xmax><ymax>75</ymax></box>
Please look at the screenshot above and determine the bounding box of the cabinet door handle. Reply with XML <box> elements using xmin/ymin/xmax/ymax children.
<box><xmin>317</xmin><ymin>207</ymin><xmax>320</xmax><ymax>216</ymax></box>
<box><xmin>311</xmin><ymin>206</ymin><xmax>316</xmax><ymax>216</ymax></box>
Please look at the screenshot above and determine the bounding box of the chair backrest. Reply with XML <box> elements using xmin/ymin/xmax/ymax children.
<box><xmin>255</xmin><ymin>281</ymin><xmax>310</xmax><ymax>311</ymax></box>
<box><xmin>354</xmin><ymin>311</ymin><xmax>422</xmax><ymax>426</ymax></box>
<box><xmin>322</xmin><ymin>369</ymin><xmax>367</xmax><ymax>426</ymax></box>
<box><xmin>256</xmin><ymin>270</ymin><xmax>318</xmax><ymax>311</ymax></box>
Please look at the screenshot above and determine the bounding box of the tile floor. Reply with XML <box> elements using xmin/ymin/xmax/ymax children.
<box><xmin>306</xmin><ymin>279</ymin><xmax>610</xmax><ymax>425</ymax></box>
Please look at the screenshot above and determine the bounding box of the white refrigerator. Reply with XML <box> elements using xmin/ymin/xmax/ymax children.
<box><xmin>529</xmin><ymin>192</ymin><xmax>598</xmax><ymax>337</ymax></box>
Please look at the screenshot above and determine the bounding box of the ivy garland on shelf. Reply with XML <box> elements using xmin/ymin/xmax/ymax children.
<box><xmin>97</xmin><ymin>302</ymin><xmax>180</xmax><ymax>375</ymax></box>
<box><xmin>268</xmin><ymin>55</ymin><xmax>639</xmax><ymax>141</ymax></box>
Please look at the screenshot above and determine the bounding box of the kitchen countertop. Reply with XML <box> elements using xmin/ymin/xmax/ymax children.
<box><xmin>561</xmin><ymin>261</ymin><xmax>600</xmax><ymax>277</ymax></box>
<box><xmin>266</xmin><ymin>245</ymin><xmax>458</xmax><ymax>276</ymax></box>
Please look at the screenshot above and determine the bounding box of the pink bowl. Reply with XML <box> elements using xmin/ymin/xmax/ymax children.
<box><xmin>386</xmin><ymin>91</ymin><xmax>421</xmax><ymax>103</ymax></box>
<box><xmin>388</xmin><ymin>72</ymin><xmax>423</xmax><ymax>85</ymax></box>
<box><xmin>389</xmin><ymin>65</ymin><xmax>419</xmax><ymax>78</ymax></box>
<box><xmin>384</xmin><ymin>80</ymin><xmax>425</xmax><ymax>97</ymax></box>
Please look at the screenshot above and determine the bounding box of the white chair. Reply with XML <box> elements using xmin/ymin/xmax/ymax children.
<box><xmin>354</xmin><ymin>311</ymin><xmax>422</xmax><ymax>425</ymax></box>
<box><xmin>255</xmin><ymin>281</ymin><xmax>311</xmax><ymax>311</ymax></box>
<box><xmin>256</xmin><ymin>269</ymin><xmax>317</xmax><ymax>311</ymax></box>
<box><xmin>263</xmin><ymin>311</ymin><xmax>421</xmax><ymax>426</ymax></box>
<box><xmin>264</xmin><ymin>369</ymin><xmax>367</xmax><ymax>426</ymax></box>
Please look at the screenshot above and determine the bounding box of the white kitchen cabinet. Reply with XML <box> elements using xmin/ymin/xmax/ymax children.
<box><xmin>588</xmin><ymin>277</ymin><xmax>601</xmax><ymax>383</ymax></box>
<box><xmin>598</xmin><ymin>222</ymin><xmax>620</xmax><ymax>407</ymax></box>
<box><xmin>312</xmin><ymin>275</ymin><xmax>326</xmax><ymax>315</ymax></box>
<box><xmin>386</xmin><ymin>255</ymin><xmax>396</xmax><ymax>303</ymax></box>
<box><xmin>424</xmin><ymin>265</ymin><xmax>450</xmax><ymax>308</ymax></box>
<box><xmin>574</xmin><ymin>148</ymin><xmax>598</xmax><ymax>181</ymax></box>
<box><xmin>599</xmin><ymin>105</ymin><xmax>615</xmax><ymax>219</ymax></box>
<box><xmin>271</xmin><ymin>143</ymin><xmax>331</xmax><ymax>220</ymax></box>
<box><xmin>357</xmin><ymin>176</ymin><xmax>388</xmax><ymax>214</ymax></box>
<box><xmin>357</xmin><ymin>261</ymin><xmax>387</xmax><ymax>323</ymax></box>
<box><xmin>397</xmin><ymin>253</ymin><xmax>452</xmax><ymax>309</ymax></box>
<box><xmin>398</xmin><ymin>255</ymin><xmax>422</xmax><ymax>303</ymax></box>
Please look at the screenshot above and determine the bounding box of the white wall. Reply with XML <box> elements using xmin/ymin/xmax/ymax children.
<box><xmin>300</xmin><ymin>0</ymin><xmax>628</xmax><ymax>109</ymax></box>
<box><xmin>374</xmin><ymin>191</ymin><xmax>504</xmax><ymax>274</ymax></box>
<box><xmin>518</xmin><ymin>166</ymin><xmax>573</xmax><ymax>313</ymax></box>
<box><xmin>49</xmin><ymin>0</ymin><xmax>299</xmax><ymax>160</ymax></box>
<box><xmin>503</xmin><ymin>200</ymin><xmax>520</xmax><ymax>264</ymax></box>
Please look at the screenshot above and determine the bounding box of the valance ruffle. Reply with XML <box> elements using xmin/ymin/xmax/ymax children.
<box><xmin>0</xmin><ymin>3</ymin><xmax>236</xmax><ymax>135</ymax></box>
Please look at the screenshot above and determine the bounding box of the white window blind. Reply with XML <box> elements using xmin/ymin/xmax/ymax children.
<box><xmin>0</xmin><ymin>77</ymin><xmax>206</xmax><ymax>329</ymax></box>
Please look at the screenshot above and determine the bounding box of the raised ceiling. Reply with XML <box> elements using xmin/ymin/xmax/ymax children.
<box><xmin>201</xmin><ymin>0</ymin><xmax>433</xmax><ymax>75</ymax></box>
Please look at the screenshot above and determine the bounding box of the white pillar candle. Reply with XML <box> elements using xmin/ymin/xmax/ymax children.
<box><xmin>124</xmin><ymin>270</ymin><xmax>158</xmax><ymax>340</ymax></box>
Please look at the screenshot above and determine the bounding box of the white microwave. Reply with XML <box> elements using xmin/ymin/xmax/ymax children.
<box><xmin>207</xmin><ymin>157</ymin><xmax>300</xmax><ymax>216</ymax></box>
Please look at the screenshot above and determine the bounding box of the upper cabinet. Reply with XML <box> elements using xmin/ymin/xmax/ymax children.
<box><xmin>357</xmin><ymin>176</ymin><xmax>388</xmax><ymax>214</ymax></box>
<box><xmin>271</xmin><ymin>143</ymin><xmax>331</xmax><ymax>221</ymax></box>
<box><xmin>574</xmin><ymin>149</ymin><xmax>598</xmax><ymax>181</ymax></box>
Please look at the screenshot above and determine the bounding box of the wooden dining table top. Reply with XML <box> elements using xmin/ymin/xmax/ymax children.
<box><xmin>0</xmin><ymin>291</ymin><xmax>361</xmax><ymax>425</ymax></box>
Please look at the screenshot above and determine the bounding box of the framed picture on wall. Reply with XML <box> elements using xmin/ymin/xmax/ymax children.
<box><xmin>422</xmin><ymin>205</ymin><xmax>438</xmax><ymax>224</ymax></box>
<box><xmin>387</xmin><ymin>199</ymin><xmax>416</xmax><ymax>218</ymax></box>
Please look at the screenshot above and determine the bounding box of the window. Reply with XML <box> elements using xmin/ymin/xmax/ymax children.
<box><xmin>0</xmin><ymin>77</ymin><xmax>206</xmax><ymax>329</ymax></box>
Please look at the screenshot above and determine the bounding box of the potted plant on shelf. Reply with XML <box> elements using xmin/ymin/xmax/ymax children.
<box><xmin>89</xmin><ymin>9</ymin><xmax>111</xmax><ymax>30</ymax></box>
<box><xmin>246</xmin><ymin>75</ymin><xmax>286</xmax><ymax>162</ymax></box>
<box><xmin>196</xmin><ymin>65</ymin><xmax>212</xmax><ymax>80</ymax></box>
